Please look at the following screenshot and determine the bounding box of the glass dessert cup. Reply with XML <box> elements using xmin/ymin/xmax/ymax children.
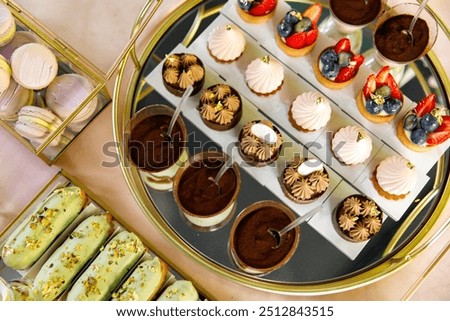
<box><xmin>173</xmin><ymin>151</ymin><xmax>241</xmax><ymax>231</ymax></box>
<box><xmin>0</xmin><ymin>277</ymin><xmax>14</xmax><ymax>301</ymax></box>
<box><xmin>367</xmin><ymin>2</ymin><xmax>438</xmax><ymax>82</ymax></box>
<box><xmin>319</xmin><ymin>0</ymin><xmax>386</xmax><ymax>53</ymax></box>
<box><xmin>125</xmin><ymin>104</ymin><xmax>188</xmax><ymax>191</ymax></box>
<box><xmin>228</xmin><ymin>200</ymin><xmax>300</xmax><ymax>276</ymax></box>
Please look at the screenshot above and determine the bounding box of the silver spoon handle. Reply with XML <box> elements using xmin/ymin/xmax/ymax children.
<box><xmin>214</xmin><ymin>155</ymin><xmax>234</xmax><ymax>185</ymax></box>
<box><xmin>167</xmin><ymin>85</ymin><xmax>193</xmax><ymax>138</ymax></box>
<box><xmin>278</xmin><ymin>205</ymin><xmax>323</xmax><ymax>236</ymax></box>
<box><xmin>408</xmin><ymin>0</ymin><xmax>429</xmax><ymax>35</ymax></box>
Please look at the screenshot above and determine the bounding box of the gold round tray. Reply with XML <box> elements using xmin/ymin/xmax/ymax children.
<box><xmin>112</xmin><ymin>0</ymin><xmax>450</xmax><ymax>295</ymax></box>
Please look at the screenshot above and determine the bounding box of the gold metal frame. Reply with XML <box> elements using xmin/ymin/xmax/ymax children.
<box><xmin>0</xmin><ymin>0</ymin><xmax>111</xmax><ymax>164</ymax></box>
<box><xmin>112</xmin><ymin>0</ymin><xmax>450</xmax><ymax>295</ymax></box>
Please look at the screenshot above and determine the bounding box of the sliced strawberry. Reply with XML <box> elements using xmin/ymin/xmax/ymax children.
<box><xmin>426</xmin><ymin>131</ymin><xmax>450</xmax><ymax>146</ymax></box>
<box><xmin>363</xmin><ymin>74</ymin><xmax>376</xmax><ymax>98</ymax></box>
<box><xmin>414</xmin><ymin>93</ymin><xmax>436</xmax><ymax>117</ymax></box>
<box><xmin>386</xmin><ymin>73</ymin><xmax>403</xmax><ymax>100</ymax></box>
<box><xmin>334</xmin><ymin>66</ymin><xmax>356</xmax><ymax>83</ymax></box>
<box><xmin>351</xmin><ymin>54</ymin><xmax>364</xmax><ymax>68</ymax></box>
<box><xmin>436</xmin><ymin>116</ymin><xmax>450</xmax><ymax>132</ymax></box>
<box><xmin>375</xmin><ymin>66</ymin><xmax>390</xmax><ymax>86</ymax></box>
<box><xmin>303</xmin><ymin>3</ymin><xmax>322</xmax><ymax>26</ymax></box>
<box><xmin>285</xmin><ymin>32</ymin><xmax>307</xmax><ymax>49</ymax></box>
<box><xmin>304</xmin><ymin>28</ymin><xmax>318</xmax><ymax>46</ymax></box>
<box><xmin>249</xmin><ymin>0</ymin><xmax>277</xmax><ymax>16</ymax></box>
<box><xmin>334</xmin><ymin>38</ymin><xmax>351</xmax><ymax>53</ymax></box>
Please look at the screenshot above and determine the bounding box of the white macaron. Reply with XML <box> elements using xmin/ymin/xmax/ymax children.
<box><xmin>15</xmin><ymin>106</ymin><xmax>63</xmax><ymax>147</ymax></box>
<box><xmin>11</xmin><ymin>43</ymin><xmax>58</xmax><ymax>90</ymax></box>
<box><xmin>0</xmin><ymin>79</ymin><xmax>34</xmax><ymax>121</ymax></box>
<box><xmin>0</xmin><ymin>3</ymin><xmax>16</xmax><ymax>46</ymax></box>
<box><xmin>46</xmin><ymin>73</ymin><xmax>98</xmax><ymax>132</ymax></box>
<box><xmin>0</xmin><ymin>54</ymin><xmax>11</xmax><ymax>95</ymax></box>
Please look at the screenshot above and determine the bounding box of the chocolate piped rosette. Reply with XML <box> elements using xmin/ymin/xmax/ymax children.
<box><xmin>397</xmin><ymin>93</ymin><xmax>450</xmax><ymax>152</ymax></box>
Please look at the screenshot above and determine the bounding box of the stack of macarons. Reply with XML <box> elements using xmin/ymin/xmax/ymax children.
<box><xmin>0</xmin><ymin>3</ymin><xmax>99</xmax><ymax>149</ymax></box>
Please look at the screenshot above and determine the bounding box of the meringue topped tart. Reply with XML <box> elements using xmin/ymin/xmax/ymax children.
<box><xmin>207</xmin><ymin>24</ymin><xmax>246</xmax><ymax>62</ymax></box>
<box><xmin>245</xmin><ymin>55</ymin><xmax>284</xmax><ymax>95</ymax></box>
<box><xmin>373</xmin><ymin>155</ymin><xmax>417</xmax><ymax>200</ymax></box>
<box><xmin>332</xmin><ymin>125</ymin><xmax>372</xmax><ymax>166</ymax></box>
<box><xmin>290</xmin><ymin>92</ymin><xmax>331</xmax><ymax>131</ymax></box>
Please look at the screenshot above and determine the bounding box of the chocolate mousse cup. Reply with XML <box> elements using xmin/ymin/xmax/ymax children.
<box><xmin>125</xmin><ymin>104</ymin><xmax>188</xmax><ymax>191</ymax></box>
<box><xmin>330</xmin><ymin>0</ymin><xmax>385</xmax><ymax>33</ymax></box>
<box><xmin>373</xmin><ymin>3</ymin><xmax>438</xmax><ymax>67</ymax></box>
<box><xmin>173</xmin><ymin>151</ymin><xmax>241</xmax><ymax>231</ymax></box>
<box><xmin>229</xmin><ymin>201</ymin><xmax>300</xmax><ymax>275</ymax></box>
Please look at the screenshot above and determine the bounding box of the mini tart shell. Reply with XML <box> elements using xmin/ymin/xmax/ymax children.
<box><xmin>162</xmin><ymin>53</ymin><xmax>205</xmax><ymax>97</ymax></box>
<box><xmin>236</xmin><ymin>4</ymin><xmax>276</xmax><ymax>24</ymax></box>
<box><xmin>280</xmin><ymin>165</ymin><xmax>329</xmax><ymax>204</ymax></box>
<box><xmin>275</xmin><ymin>32</ymin><xmax>316</xmax><ymax>57</ymax></box>
<box><xmin>332</xmin><ymin>194</ymin><xmax>383</xmax><ymax>243</ymax></box>
<box><xmin>207</xmin><ymin>45</ymin><xmax>244</xmax><ymax>63</ymax></box>
<box><xmin>371</xmin><ymin>167</ymin><xmax>408</xmax><ymax>201</ymax></box>
<box><xmin>357</xmin><ymin>91</ymin><xmax>403</xmax><ymax>123</ymax></box>
<box><xmin>247</xmin><ymin>81</ymin><xmax>284</xmax><ymax>97</ymax></box>
<box><xmin>396</xmin><ymin>115</ymin><xmax>432</xmax><ymax>152</ymax></box>
<box><xmin>313</xmin><ymin>47</ymin><xmax>355</xmax><ymax>90</ymax></box>
<box><xmin>198</xmin><ymin>85</ymin><xmax>243</xmax><ymax>131</ymax></box>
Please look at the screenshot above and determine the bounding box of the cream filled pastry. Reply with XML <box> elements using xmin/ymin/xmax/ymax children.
<box><xmin>332</xmin><ymin>126</ymin><xmax>372</xmax><ymax>165</ymax></box>
<box><xmin>245</xmin><ymin>55</ymin><xmax>284</xmax><ymax>95</ymax></box>
<box><xmin>198</xmin><ymin>84</ymin><xmax>242</xmax><ymax>130</ymax></box>
<box><xmin>10</xmin><ymin>43</ymin><xmax>58</xmax><ymax>90</ymax></box>
<box><xmin>0</xmin><ymin>79</ymin><xmax>33</xmax><ymax>121</ymax></box>
<box><xmin>373</xmin><ymin>155</ymin><xmax>417</xmax><ymax>200</ymax></box>
<box><xmin>46</xmin><ymin>73</ymin><xmax>98</xmax><ymax>132</ymax></box>
<box><xmin>0</xmin><ymin>54</ymin><xmax>11</xmax><ymax>95</ymax></box>
<box><xmin>0</xmin><ymin>3</ymin><xmax>15</xmax><ymax>46</ymax></box>
<box><xmin>281</xmin><ymin>157</ymin><xmax>329</xmax><ymax>204</ymax></box>
<box><xmin>290</xmin><ymin>92</ymin><xmax>331</xmax><ymax>131</ymax></box>
<box><xmin>207</xmin><ymin>24</ymin><xmax>246</xmax><ymax>62</ymax></box>
<box><xmin>238</xmin><ymin>120</ymin><xmax>283</xmax><ymax>166</ymax></box>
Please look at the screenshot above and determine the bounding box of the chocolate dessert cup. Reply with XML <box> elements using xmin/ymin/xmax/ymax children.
<box><xmin>229</xmin><ymin>201</ymin><xmax>300</xmax><ymax>275</ymax></box>
<box><xmin>173</xmin><ymin>151</ymin><xmax>241</xmax><ymax>231</ymax></box>
<box><xmin>330</xmin><ymin>0</ymin><xmax>385</xmax><ymax>33</ymax></box>
<box><xmin>125</xmin><ymin>104</ymin><xmax>188</xmax><ymax>191</ymax></box>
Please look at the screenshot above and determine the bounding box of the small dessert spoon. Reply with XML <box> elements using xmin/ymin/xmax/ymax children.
<box><xmin>163</xmin><ymin>85</ymin><xmax>193</xmax><ymax>141</ymax></box>
<box><xmin>208</xmin><ymin>156</ymin><xmax>234</xmax><ymax>194</ymax></box>
<box><xmin>402</xmin><ymin>0</ymin><xmax>429</xmax><ymax>45</ymax></box>
<box><xmin>268</xmin><ymin>204</ymin><xmax>323</xmax><ymax>249</ymax></box>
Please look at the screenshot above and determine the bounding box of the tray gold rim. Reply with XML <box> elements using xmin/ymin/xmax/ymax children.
<box><xmin>112</xmin><ymin>0</ymin><xmax>450</xmax><ymax>295</ymax></box>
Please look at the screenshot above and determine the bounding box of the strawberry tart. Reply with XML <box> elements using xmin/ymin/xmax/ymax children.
<box><xmin>313</xmin><ymin>38</ymin><xmax>364</xmax><ymax>89</ymax></box>
<box><xmin>275</xmin><ymin>3</ymin><xmax>322</xmax><ymax>57</ymax></box>
<box><xmin>236</xmin><ymin>0</ymin><xmax>277</xmax><ymax>24</ymax></box>
<box><xmin>397</xmin><ymin>93</ymin><xmax>450</xmax><ymax>152</ymax></box>
<box><xmin>358</xmin><ymin>66</ymin><xmax>403</xmax><ymax>123</ymax></box>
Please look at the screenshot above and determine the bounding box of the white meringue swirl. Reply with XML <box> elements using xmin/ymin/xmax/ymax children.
<box><xmin>207</xmin><ymin>24</ymin><xmax>246</xmax><ymax>62</ymax></box>
<box><xmin>332</xmin><ymin>126</ymin><xmax>372</xmax><ymax>165</ymax></box>
<box><xmin>245</xmin><ymin>56</ymin><xmax>284</xmax><ymax>94</ymax></box>
<box><xmin>376</xmin><ymin>155</ymin><xmax>417</xmax><ymax>196</ymax></box>
<box><xmin>291</xmin><ymin>92</ymin><xmax>331</xmax><ymax>130</ymax></box>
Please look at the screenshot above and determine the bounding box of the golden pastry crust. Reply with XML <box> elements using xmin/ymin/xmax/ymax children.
<box><xmin>275</xmin><ymin>33</ymin><xmax>315</xmax><ymax>57</ymax></box>
<box><xmin>235</xmin><ymin>4</ymin><xmax>275</xmax><ymax>24</ymax></box>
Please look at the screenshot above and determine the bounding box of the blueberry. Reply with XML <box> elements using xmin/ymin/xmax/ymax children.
<box><xmin>410</xmin><ymin>128</ymin><xmax>427</xmax><ymax>145</ymax></box>
<box><xmin>365</xmin><ymin>99</ymin><xmax>383</xmax><ymax>114</ymax></box>
<box><xmin>383</xmin><ymin>98</ymin><xmax>402</xmax><ymax>115</ymax></box>
<box><xmin>338</xmin><ymin>52</ymin><xmax>352</xmax><ymax>67</ymax></box>
<box><xmin>375</xmin><ymin>85</ymin><xmax>392</xmax><ymax>98</ymax></box>
<box><xmin>285</xmin><ymin>10</ymin><xmax>300</xmax><ymax>24</ymax></box>
<box><xmin>294</xmin><ymin>17</ymin><xmax>312</xmax><ymax>33</ymax></box>
<box><xmin>321</xmin><ymin>62</ymin><xmax>339</xmax><ymax>79</ymax></box>
<box><xmin>320</xmin><ymin>49</ymin><xmax>338</xmax><ymax>64</ymax></box>
<box><xmin>277</xmin><ymin>21</ymin><xmax>293</xmax><ymax>38</ymax></box>
<box><xmin>403</xmin><ymin>114</ymin><xmax>418</xmax><ymax>131</ymax></box>
<box><xmin>420</xmin><ymin>113</ymin><xmax>439</xmax><ymax>133</ymax></box>
<box><xmin>238</xmin><ymin>0</ymin><xmax>252</xmax><ymax>10</ymax></box>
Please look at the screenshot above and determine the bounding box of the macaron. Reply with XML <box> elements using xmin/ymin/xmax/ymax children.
<box><xmin>15</xmin><ymin>106</ymin><xmax>63</xmax><ymax>147</ymax></box>
<box><xmin>0</xmin><ymin>79</ymin><xmax>34</xmax><ymax>121</ymax></box>
<box><xmin>46</xmin><ymin>73</ymin><xmax>98</xmax><ymax>132</ymax></box>
<box><xmin>0</xmin><ymin>3</ymin><xmax>16</xmax><ymax>47</ymax></box>
<box><xmin>10</xmin><ymin>43</ymin><xmax>58</xmax><ymax>90</ymax></box>
<box><xmin>0</xmin><ymin>54</ymin><xmax>11</xmax><ymax>95</ymax></box>
<box><xmin>0</xmin><ymin>30</ymin><xmax>38</xmax><ymax>61</ymax></box>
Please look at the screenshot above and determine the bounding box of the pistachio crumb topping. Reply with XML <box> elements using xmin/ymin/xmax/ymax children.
<box><xmin>371</xmin><ymin>93</ymin><xmax>385</xmax><ymax>105</ymax></box>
